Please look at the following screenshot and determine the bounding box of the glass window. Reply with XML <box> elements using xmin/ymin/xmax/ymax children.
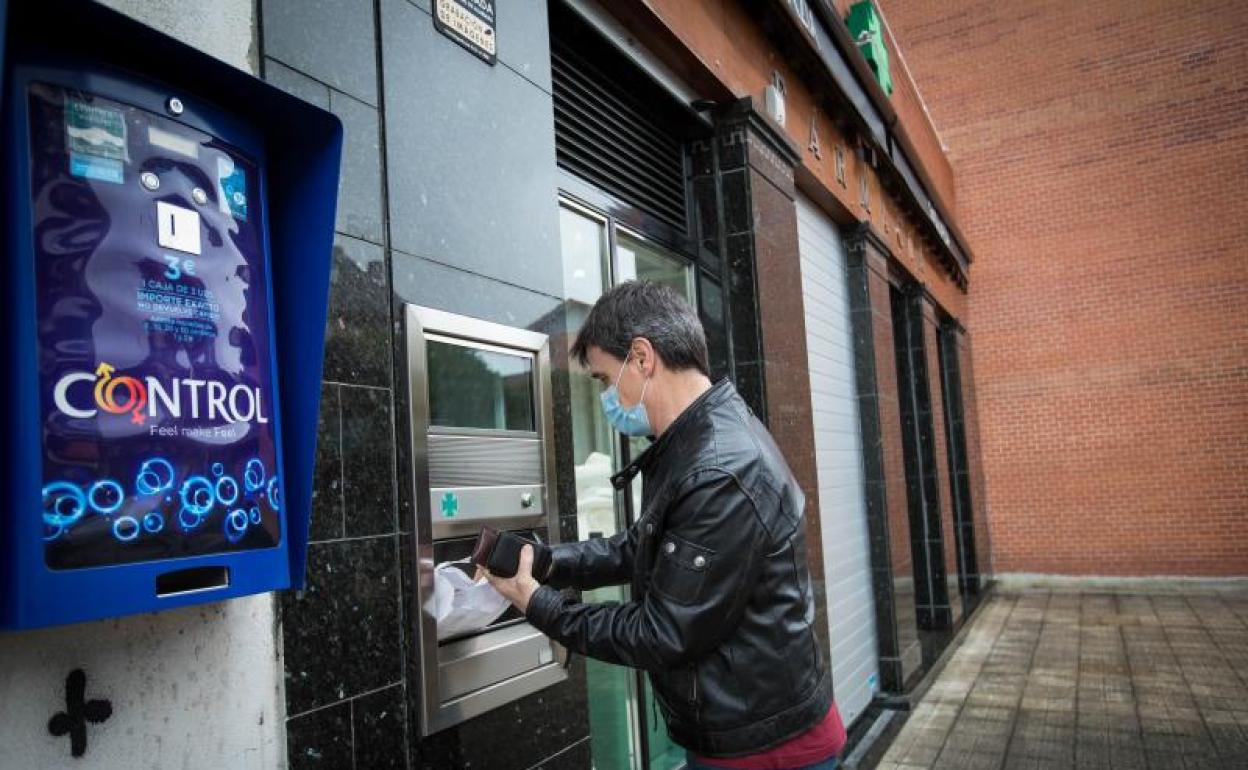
<box><xmin>622</xmin><ymin>234</ymin><xmax>695</xmax><ymax>548</ymax></box>
<box><xmin>616</xmin><ymin>230</ymin><xmax>695</xmax><ymax>299</ymax></box>
<box><xmin>559</xmin><ymin>204</ymin><xmax>617</xmax><ymax>542</ymax></box>
<box><xmin>616</xmin><ymin>231</ymin><xmax>696</xmax><ymax>770</ymax></box>
<box><xmin>558</xmin><ymin>199</ymin><xmax>697</xmax><ymax>770</ymax></box>
<box><xmin>559</xmin><ymin>202</ymin><xmax>641</xmax><ymax>770</ymax></box>
<box><xmin>426</xmin><ymin>339</ymin><xmax>535</xmax><ymax>431</ymax></box>
<box><xmin>560</xmin><ymin>205</ymin><xmax>609</xmax><ymax>308</ymax></box>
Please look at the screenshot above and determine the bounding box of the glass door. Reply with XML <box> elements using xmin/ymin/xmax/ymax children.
<box><xmin>616</xmin><ymin>227</ymin><xmax>695</xmax><ymax>770</ymax></box>
<box><xmin>560</xmin><ymin>202</ymin><xmax>642</xmax><ymax>770</ymax></box>
<box><xmin>558</xmin><ymin>200</ymin><xmax>696</xmax><ymax>770</ymax></box>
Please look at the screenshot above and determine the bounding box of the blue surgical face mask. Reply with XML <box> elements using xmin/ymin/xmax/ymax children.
<box><xmin>600</xmin><ymin>353</ymin><xmax>652</xmax><ymax>437</ymax></box>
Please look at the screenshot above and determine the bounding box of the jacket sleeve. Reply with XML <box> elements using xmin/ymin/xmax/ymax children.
<box><xmin>526</xmin><ymin>467</ymin><xmax>768</xmax><ymax>672</ymax></box>
<box><xmin>543</xmin><ymin>525</ymin><xmax>639</xmax><ymax>591</ymax></box>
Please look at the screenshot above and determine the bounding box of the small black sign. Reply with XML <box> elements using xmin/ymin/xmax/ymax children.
<box><xmin>432</xmin><ymin>0</ymin><xmax>497</xmax><ymax>65</ymax></box>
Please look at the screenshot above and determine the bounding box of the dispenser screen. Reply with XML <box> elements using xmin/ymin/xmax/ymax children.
<box><xmin>30</xmin><ymin>83</ymin><xmax>281</xmax><ymax>569</ymax></box>
<box><xmin>427</xmin><ymin>339</ymin><xmax>535</xmax><ymax>432</ymax></box>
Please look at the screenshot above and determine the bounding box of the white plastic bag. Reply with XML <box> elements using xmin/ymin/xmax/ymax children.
<box><xmin>432</xmin><ymin>560</ymin><xmax>513</xmax><ymax>641</ymax></box>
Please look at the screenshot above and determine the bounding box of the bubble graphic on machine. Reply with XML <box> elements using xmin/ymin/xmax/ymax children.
<box><xmin>142</xmin><ymin>511</ymin><xmax>164</xmax><ymax>534</ymax></box>
<box><xmin>87</xmin><ymin>480</ymin><xmax>125</xmax><ymax>515</ymax></box>
<box><xmin>40</xmin><ymin>454</ymin><xmax>280</xmax><ymax>547</ymax></box>
<box><xmin>404</xmin><ymin>304</ymin><xmax>567</xmax><ymax>736</ymax></box>
<box><xmin>244</xmin><ymin>458</ymin><xmax>266</xmax><ymax>492</ymax></box>
<box><xmin>135</xmin><ymin>458</ymin><xmax>175</xmax><ymax>496</ymax></box>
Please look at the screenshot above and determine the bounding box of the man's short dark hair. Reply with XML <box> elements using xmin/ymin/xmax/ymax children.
<box><xmin>571</xmin><ymin>281</ymin><xmax>710</xmax><ymax>377</ymax></box>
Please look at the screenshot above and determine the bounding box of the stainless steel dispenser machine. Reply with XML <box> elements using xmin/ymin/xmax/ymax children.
<box><xmin>404</xmin><ymin>304</ymin><xmax>567</xmax><ymax>735</ymax></box>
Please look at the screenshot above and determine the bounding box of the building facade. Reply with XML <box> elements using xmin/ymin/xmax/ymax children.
<box><xmin>0</xmin><ymin>1</ymin><xmax>998</xmax><ymax>768</ymax></box>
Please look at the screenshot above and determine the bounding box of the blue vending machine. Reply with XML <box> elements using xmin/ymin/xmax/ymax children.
<box><xmin>0</xmin><ymin>0</ymin><xmax>343</xmax><ymax>629</ymax></box>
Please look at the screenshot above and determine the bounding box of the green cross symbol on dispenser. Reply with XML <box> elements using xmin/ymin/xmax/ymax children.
<box><xmin>440</xmin><ymin>492</ymin><xmax>459</xmax><ymax>518</ymax></box>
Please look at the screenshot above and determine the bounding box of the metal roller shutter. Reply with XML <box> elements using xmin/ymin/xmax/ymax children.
<box><xmin>797</xmin><ymin>194</ymin><xmax>881</xmax><ymax>726</ymax></box>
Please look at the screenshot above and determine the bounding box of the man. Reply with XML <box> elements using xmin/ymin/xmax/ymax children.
<box><xmin>486</xmin><ymin>281</ymin><xmax>845</xmax><ymax>769</ymax></box>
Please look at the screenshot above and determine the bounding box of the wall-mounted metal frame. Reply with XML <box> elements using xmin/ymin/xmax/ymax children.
<box><xmin>404</xmin><ymin>304</ymin><xmax>566</xmax><ymax>735</ymax></box>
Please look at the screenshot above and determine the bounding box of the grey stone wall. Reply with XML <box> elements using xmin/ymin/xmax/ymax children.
<box><xmin>261</xmin><ymin>1</ymin><xmax>591</xmax><ymax>766</ymax></box>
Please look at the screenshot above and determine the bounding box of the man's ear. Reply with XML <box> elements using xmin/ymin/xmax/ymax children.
<box><xmin>631</xmin><ymin>337</ymin><xmax>658</xmax><ymax>376</ymax></box>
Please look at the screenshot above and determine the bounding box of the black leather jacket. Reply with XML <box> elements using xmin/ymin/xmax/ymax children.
<box><xmin>526</xmin><ymin>379</ymin><xmax>832</xmax><ymax>757</ymax></box>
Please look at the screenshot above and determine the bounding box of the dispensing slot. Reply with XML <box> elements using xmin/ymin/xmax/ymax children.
<box><xmin>156</xmin><ymin>566</ymin><xmax>230</xmax><ymax>597</ymax></box>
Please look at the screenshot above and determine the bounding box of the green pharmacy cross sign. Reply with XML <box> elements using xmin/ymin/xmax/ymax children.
<box><xmin>847</xmin><ymin>1</ymin><xmax>893</xmax><ymax>96</ymax></box>
<box><xmin>440</xmin><ymin>492</ymin><xmax>459</xmax><ymax>518</ymax></box>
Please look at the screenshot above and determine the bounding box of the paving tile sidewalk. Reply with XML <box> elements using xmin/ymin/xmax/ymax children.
<box><xmin>873</xmin><ymin>588</ymin><xmax>1248</xmax><ymax>770</ymax></box>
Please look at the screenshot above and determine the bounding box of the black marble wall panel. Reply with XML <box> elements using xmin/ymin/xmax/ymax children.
<box><xmin>693</xmin><ymin>103</ymin><xmax>758</xmax><ymax>419</ymax></box>
<box><xmin>286</xmin><ymin>684</ymin><xmax>410</xmax><ymax>770</ymax></box>
<box><xmin>919</xmin><ymin>301</ymin><xmax>964</xmax><ymax>628</ymax></box>
<box><xmin>725</xmin><ymin>228</ymin><xmax>761</xmax><ymax>381</ymax></box>
<box><xmin>955</xmin><ymin>328</ymin><xmax>994</xmax><ymax>588</ymax></box>
<box><xmin>689</xmin><ymin>137</ymin><xmax>721</xmax><ymax>272</ymax></box>
<box><xmin>287</xmin><ymin>700</ymin><xmax>354</xmax><ymax>770</ymax></box>
<box><xmin>534</xmin><ymin>738</ymin><xmax>593</xmax><ymax>769</ymax></box>
<box><xmin>280</xmin><ymin>536</ymin><xmax>403</xmax><ymax>716</ymax></box>
<box><xmin>704</xmin><ymin>100</ymin><xmax>809</xmax><ymax>432</ymax></box>
<box><xmin>890</xmin><ymin>286</ymin><xmax>958</xmax><ymax>633</ymax></box>
<box><xmin>353</xmin><ymin>684</ymin><xmax>409</xmax><ymax>770</ymax></box>
<box><xmin>688</xmin><ymin>105</ymin><xmax>788</xmax><ymax>418</ymax></box>
<box><xmin>715</xmin><ymin>140</ymin><xmax>767</xmax><ymax>419</ymax></box>
<box><xmin>844</xmin><ymin>228</ymin><xmax>922</xmax><ymax>694</ymax></box>
<box><xmin>890</xmin><ymin>287</ymin><xmax>937</xmax><ymax>630</ymax></box>
<box><xmin>938</xmin><ymin>323</ymin><xmax>983</xmax><ymax>598</ymax></box>
<box><xmin>698</xmin><ymin>273</ymin><xmax>731</xmax><ymax>382</ymax></box>
<box><xmin>325</xmin><ymin>235</ymin><xmax>390</xmax><ymax>387</ymax></box>
<box><xmin>341</xmin><ymin>385</ymin><xmax>397</xmax><ymax>537</ymax></box>
<box><xmin>310</xmin><ymin>383</ymin><xmax>344</xmax><ymax>542</ymax></box>
<box><xmin>261</xmin><ymin>1</ymin><xmax>407</xmax><ymax>768</ymax></box>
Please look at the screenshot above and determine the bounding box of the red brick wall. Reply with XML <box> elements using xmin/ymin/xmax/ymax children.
<box><xmin>884</xmin><ymin>0</ymin><xmax>1248</xmax><ymax>576</ymax></box>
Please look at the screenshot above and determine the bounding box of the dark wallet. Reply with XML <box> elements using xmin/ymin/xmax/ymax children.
<box><xmin>470</xmin><ymin>526</ymin><xmax>552</xmax><ymax>581</ymax></box>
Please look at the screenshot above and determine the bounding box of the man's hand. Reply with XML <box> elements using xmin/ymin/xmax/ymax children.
<box><xmin>484</xmin><ymin>544</ymin><xmax>541</xmax><ymax>613</ymax></box>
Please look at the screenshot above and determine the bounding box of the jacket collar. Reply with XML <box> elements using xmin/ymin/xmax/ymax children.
<box><xmin>609</xmin><ymin>377</ymin><xmax>734</xmax><ymax>490</ymax></box>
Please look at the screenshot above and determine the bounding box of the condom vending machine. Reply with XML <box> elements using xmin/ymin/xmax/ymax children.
<box><xmin>0</xmin><ymin>0</ymin><xmax>342</xmax><ymax>629</ymax></box>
